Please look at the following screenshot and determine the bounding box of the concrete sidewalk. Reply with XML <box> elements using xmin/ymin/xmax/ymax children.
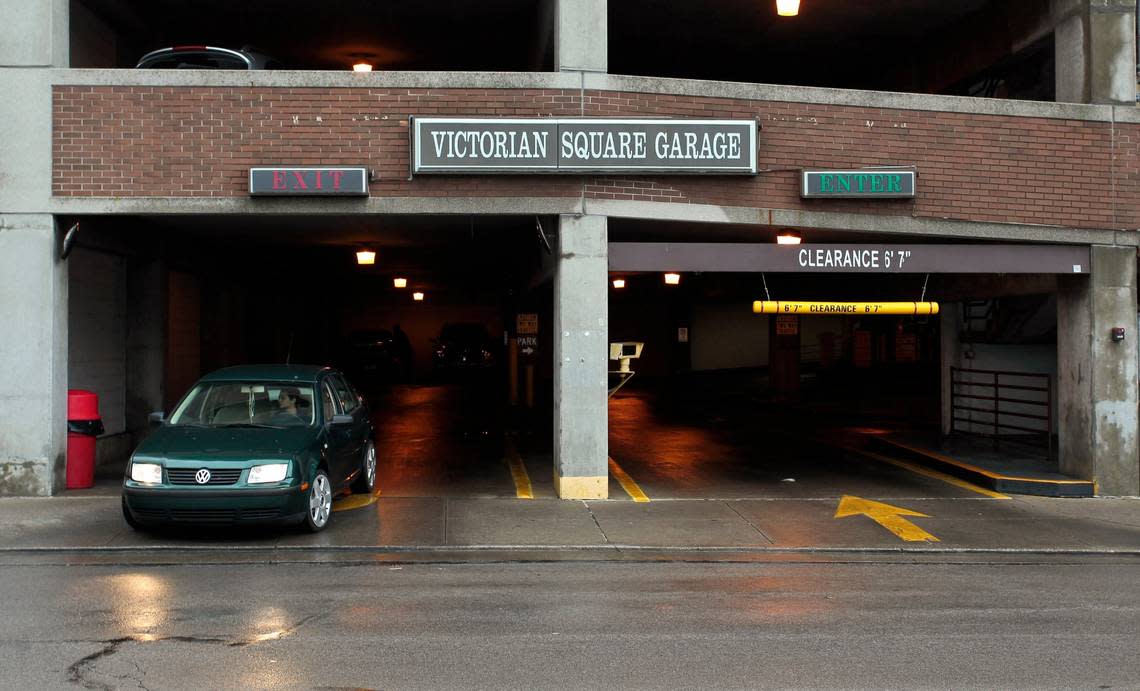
<box><xmin>2</xmin><ymin>490</ymin><xmax>1139</xmax><ymax>556</ymax></box>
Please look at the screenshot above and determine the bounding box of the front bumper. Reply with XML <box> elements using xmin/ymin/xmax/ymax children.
<box><xmin>123</xmin><ymin>484</ymin><xmax>307</xmax><ymax>525</ymax></box>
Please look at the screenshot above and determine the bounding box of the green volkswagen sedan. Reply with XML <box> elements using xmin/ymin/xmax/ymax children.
<box><xmin>121</xmin><ymin>365</ymin><xmax>376</xmax><ymax>532</ymax></box>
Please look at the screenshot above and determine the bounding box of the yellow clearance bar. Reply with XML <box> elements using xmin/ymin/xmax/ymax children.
<box><xmin>753</xmin><ymin>301</ymin><xmax>940</xmax><ymax>316</ymax></box>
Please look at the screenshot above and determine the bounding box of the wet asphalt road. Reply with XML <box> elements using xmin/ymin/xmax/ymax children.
<box><xmin>2</xmin><ymin>558</ymin><xmax>1138</xmax><ymax>690</ymax></box>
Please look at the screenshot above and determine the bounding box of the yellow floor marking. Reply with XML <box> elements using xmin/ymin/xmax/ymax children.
<box><xmin>608</xmin><ymin>458</ymin><xmax>650</xmax><ymax>502</ymax></box>
<box><xmin>332</xmin><ymin>493</ymin><xmax>375</xmax><ymax>512</ymax></box>
<box><xmin>883</xmin><ymin>438</ymin><xmax>1092</xmax><ymax>485</ymax></box>
<box><xmin>845</xmin><ymin>445</ymin><xmax>1010</xmax><ymax>500</ymax></box>
<box><xmin>505</xmin><ymin>438</ymin><xmax>534</xmax><ymax>499</ymax></box>
<box><xmin>332</xmin><ymin>484</ymin><xmax>382</xmax><ymax>513</ymax></box>
<box><xmin>834</xmin><ymin>495</ymin><xmax>939</xmax><ymax>542</ymax></box>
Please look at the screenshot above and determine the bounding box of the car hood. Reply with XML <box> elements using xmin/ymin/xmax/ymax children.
<box><xmin>133</xmin><ymin>425</ymin><xmax>319</xmax><ymax>462</ymax></box>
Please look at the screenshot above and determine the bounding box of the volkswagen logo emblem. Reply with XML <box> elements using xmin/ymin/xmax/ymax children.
<box><xmin>194</xmin><ymin>468</ymin><xmax>211</xmax><ymax>485</ymax></box>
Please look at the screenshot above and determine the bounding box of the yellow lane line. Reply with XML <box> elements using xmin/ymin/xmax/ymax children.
<box><xmin>332</xmin><ymin>492</ymin><xmax>376</xmax><ymax>512</ymax></box>
<box><xmin>883</xmin><ymin>438</ymin><xmax>1091</xmax><ymax>485</ymax></box>
<box><xmin>843</xmin><ymin>445</ymin><xmax>1010</xmax><ymax>500</ymax></box>
<box><xmin>332</xmin><ymin>471</ymin><xmax>382</xmax><ymax>513</ymax></box>
<box><xmin>608</xmin><ymin>457</ymin><xmax>650</xmax><ymax>503</ymax></box>
<box><xmin>505</xmin><ymin>437</ymin><xmax>534</xmax><ymax>499</ymax></box>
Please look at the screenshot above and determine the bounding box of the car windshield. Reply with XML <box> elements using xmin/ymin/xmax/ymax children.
<box><xmin>168</xmin><ymin>382</ymin><xmax>316</xmax><ymax>428</ymax></box>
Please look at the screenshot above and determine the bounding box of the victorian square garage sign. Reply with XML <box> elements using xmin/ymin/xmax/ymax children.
<box><xmin>411</xmin><ymin>118</ymin><xmax>758</xmax><ymax>174</ymax></box>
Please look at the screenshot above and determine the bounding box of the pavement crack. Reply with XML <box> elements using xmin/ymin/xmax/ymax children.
<box><xmin>582</xmin><ymin>501</ymin><xmax>612</xmax><ymax>544</ymax></box>
<box><xmin>67</xmin><ymin>637</ymin><xmax>131</xmax><ymax>690</ymax></box>
<box><xmin>724</xmin><ymin>501</ymin><xmax>775</xmax><ymax>545</ymax></box>
<box><xmin>229</xmin><ymin>612</ymin><xmax>323</xmax><ymax>647</ymax></box>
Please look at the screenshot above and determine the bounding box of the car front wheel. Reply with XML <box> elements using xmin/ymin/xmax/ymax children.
<box><xmin>303</xmin><ymin>469</ymin><xmax>333</xmax><ymax>532</ymax></box>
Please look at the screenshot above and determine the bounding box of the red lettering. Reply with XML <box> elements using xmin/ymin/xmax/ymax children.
<box><xmin>272</xmin><ymin>170</ymin><xmax>286</xmax><ymax>190</ymax></box>
<box><xmin>314</xmin><ymin>171</ymin><xmax>323</xmax><ymax>190</ymax></box>
<box><xmin>331</xmin><ymin>171</ymin><xmax>344</xmax><ymax>190</ymax></box>
<box><xmin>291</xmin><ymin>171</ymin><xmax>308</xmax><ymax>190</ymax></box>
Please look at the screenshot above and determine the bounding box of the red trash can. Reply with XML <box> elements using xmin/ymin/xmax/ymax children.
<box><xmin>66</xmin><ymin>390</ymin><xmax>104</xmax><ymax>490</ymax></box>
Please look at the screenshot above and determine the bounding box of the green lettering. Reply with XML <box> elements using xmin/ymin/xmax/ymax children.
<box><xmin>837</xmin><ymin>175</ymin><xmax>851</xmax><ymax>192</ymax></box>
<box><xmin>887</xmin><ymin>174</ymin><xmax>902</xmax><ymax>193</ymax></box>
<box><xmin>820</xmin><ymin>175</ymin><xmax>833</xmax><ymax>192</ymax></box>
<box><xmin>871</xmin><ymin>175</ymin><xmax>884</xmax><ymax>192</ymax></box>
<box><xmin>855</xmin><ymin>175</ymin><xmax>867</xmax><ymax>192</ymax></box>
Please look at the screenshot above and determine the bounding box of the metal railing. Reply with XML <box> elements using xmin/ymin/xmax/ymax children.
<box><xmin>950</xmin><ymin>366</ymin><xmax>1053</xmax><ymax>457</ymax></box>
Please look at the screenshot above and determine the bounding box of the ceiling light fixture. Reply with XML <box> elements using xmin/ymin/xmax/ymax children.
<box><xmin>412</xmin><ymin>292</ymin><xmax>425</xmax><ymax>301</ymax></box>
<box><xmin>393</xmin><ymin>277</ymin><xmax>407</xmax><ymax>288</ymax></box>
<box><xmin>352</xmin><ymin>62</ymin><xmax>373</xmax><ymax>72</ymax></box>
<box><xmin>776</xmin><ymin>231</ymin><xmax>802</xmax><ymax>245</ymax></box>
<box><xmin>355</xmin><ymin>249</ymin><xmax>376</xmax><ymax>265</ymax></box>
<box><xmin>664</xmin><ymin>273</ymin><xmax>681</xmax><ymax>285</ymax></box>
<box><xmin>612</xmin><ymin>278</ymin><xmax>626</xmax><ymax>289</ymax></box>
<box><xmin>776</xmin><ymin>0</ymin><xmax>800</xmax><ymax>17</ymax></box>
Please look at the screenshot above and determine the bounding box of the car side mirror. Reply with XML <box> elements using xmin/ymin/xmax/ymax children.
<box><xmin>330</xmin><ymin>414</ymin><xmax>353</xmax><ymax>426</ymax></box>
<box><xmin>148</xmin><ymin>411</ymin><xmax>166</xmax><ymax>424</ymax></box>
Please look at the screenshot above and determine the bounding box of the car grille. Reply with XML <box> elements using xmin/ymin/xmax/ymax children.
<box><xmin>169</xmin><ymin>508</ymin><xmax>235</xmax><ymax>523</ymax></box>
<box><xmin>240</xmin><ymin>508</ymin><xmax>282</xmax><ymax>521</ymax></box>
<box><xmin>167</xmin><ymin>468</ymin><xmax>243</xmax><ymax>485</ymax></box>
<box><xmin>131</xmin><ymin>508</ymin><xmax>282</xmax><ymax>523</ymax></box>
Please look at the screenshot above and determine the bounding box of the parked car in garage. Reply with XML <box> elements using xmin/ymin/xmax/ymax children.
<box><xmin>431</xmin><ymin>323</ymin><xmax>499</xmax><ymax>377</ymax></box>
<box><xmin>121</xmin><ymin>364</ymin><xmax>374</xmax><ymax>532</ymax></box>
<box><xmin>136</xmin><ymin>45</ymin><xmax>281</xmax><ymax>69</ymax></box>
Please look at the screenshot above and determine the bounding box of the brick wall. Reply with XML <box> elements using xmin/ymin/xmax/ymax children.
<box><xmin>53</xmin><ymin>85</ymin><xmax>1140</xmax><ymax>231</ymax></box>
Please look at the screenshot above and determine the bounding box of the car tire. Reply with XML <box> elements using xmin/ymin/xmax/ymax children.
<box><xmin>352</xmin><ymin>442</ymin><xmax>377</xmax><ymax>494</ymax></box>
<box><xmin>303</xmin><ymin>468</ymin><xmax>334</xmax><ymax>533</ymax></box>
<box><xmin>121</xmin><ymin>497</ymin><xmax>143</xmax><ymax>531</ymax></box>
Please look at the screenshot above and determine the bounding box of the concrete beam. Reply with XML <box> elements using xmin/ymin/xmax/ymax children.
<box><xmin>553</xmin><ymin>214</ymin><xmax>609</xmax><ymax>499</ymax></box>
<box><xmin>0</xmin><ymin>214</ymin><xmax>67</xmax><ymax>496</ymax></box>
<box><xmin>50</xmin><ymin>196</ymin><xmax>1129</xmax><ymax>246</ymax></box>
<box><xmin>47</xmin><ymin>67</ymin><xmax>1129</xmax><ymax>123</ymax></box>
<box><xmin>555</xmin><ymin>0</ymin><xmax>606</xmax><ymax>73</ymax></box>
<box><xmin>1057</xmin><ymin>245</ymin><xmax>1139</xmax><ymax>495</ymax></box>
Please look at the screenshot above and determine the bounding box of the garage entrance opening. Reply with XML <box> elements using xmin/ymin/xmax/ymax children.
<box><xmin>605</xmin><ymin>220</ymin><xmax>1073</xmax><ymax>500</ymax></box>
<box><xmin>64</xmin><ymin>215</ymin><xmax>553</xmax><ymax>497</ymax></box>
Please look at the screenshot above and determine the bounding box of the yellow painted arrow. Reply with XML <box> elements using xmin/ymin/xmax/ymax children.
<box><xmin>834</xmin><ymin>495</ymin><xmax>939</xmax><ymax>542</ymax></box>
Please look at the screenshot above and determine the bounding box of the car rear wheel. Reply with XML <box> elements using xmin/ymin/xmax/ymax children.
<box><xmin>304</xmin><ymin>469</ymin><xmax>333</xmax><ymax>532</ymax></box>
<box><xmin>352</xmin><ymin>442</ymin><xmax>376</xmax><ymax>494</ymax></box>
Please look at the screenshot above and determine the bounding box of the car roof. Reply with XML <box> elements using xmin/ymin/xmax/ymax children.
<box><xmin>198</xmin><ymin>364</ymin><xmax>334</xmax><ymax>383</ymax></box>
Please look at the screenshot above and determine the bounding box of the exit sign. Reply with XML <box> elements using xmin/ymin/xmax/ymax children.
<box><xmin>249</xmin><ymin>167</ymin><xmax>369</xmax><ymax>196</ymax></box>
<box><xmin>801</xmin><ymin>169</ymin><xmax>916</xmax><ymax>199</ymax></box>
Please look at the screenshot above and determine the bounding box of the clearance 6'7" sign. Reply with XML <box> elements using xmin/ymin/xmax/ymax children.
<box><xmin>410</xmin><ymin>117</ymin><xmax>757</xmax><ymax>175</ymax></box>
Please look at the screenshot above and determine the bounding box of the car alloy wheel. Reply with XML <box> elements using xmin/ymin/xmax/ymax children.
<box><xmin>353</xmin><ymin>443</ymin><xmax>377</xmax><ymax>493</ymax></box>
<box><xmin>307</xmin><ymin>470</ymin><xmax>333</xmax><ymax>531</ymax></box>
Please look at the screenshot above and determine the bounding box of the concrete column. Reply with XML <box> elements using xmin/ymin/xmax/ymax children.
<box><xmin>1053</xmin><ymin>0</ymin><xmax>1136</xmax><ymax>104</ymax></box>
<box><xmin>0</xmin><ymin>0</ymin><xmax>70</xmax><ymax>494</ymax></box>
<box><xmin>555</xmin><ymin>0</ymin><xmax>606</xmax><ymax>73</ymax></box>
<box><xmin>1057</xmin><ymin>245</ymin><xmax>1139</xmax><ymax>496</ymax></box>
<box><xmin>553</xmin><ymin>214</ymin><xmax>609</xmax><ymax>499</ymax></box>
<box><xmin>0</xmin><ymin>215</ymin><xmax>68</xmax><ymax>495</ymax></box>
<box><xmin>940</xmin><ymin>303</ymin><xmax>963</xmax><ymax>437</ymax></box>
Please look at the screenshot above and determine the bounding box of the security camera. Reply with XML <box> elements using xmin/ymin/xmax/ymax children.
<box><xmin>609</xmin><ymin>342</ymin><xmax>644</xmax><ymax>373</ymax></box>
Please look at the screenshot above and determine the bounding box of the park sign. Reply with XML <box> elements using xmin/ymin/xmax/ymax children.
<box><xmin>801</xmin><ymin>169</ymin><xmax>916</xmax><ymax>199</ymax></box>
<box><xmin>410</xmin><ymin>118</ymin><xmax>757</xmax><ymax>175</ymax></box>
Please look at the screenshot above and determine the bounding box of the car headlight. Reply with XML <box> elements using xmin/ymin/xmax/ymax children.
<box><xmin>248</xmin><ymin>463</ymin><xmax>289</xmax><ymax>484</ymax></box>
<box><xmin>130</xmin><ymin>462</ymin><xmax>163</xmax><ymax>484</ymax></box>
